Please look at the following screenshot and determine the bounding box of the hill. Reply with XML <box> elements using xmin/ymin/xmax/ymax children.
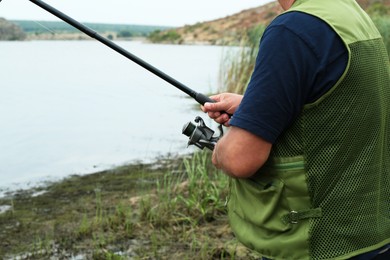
<box><xmin>0</xmin><ymin>18</ymin><xmax>26</xmax><ymax>40</ymax></box>
<box><xmin>149</xmin><ymin>0</ymin><xmax>390</xmax><ymax>45</ymax></box>
<box><xmin>1</xmin><ymin>0</ymin><xmax>389</xmax><ymax>43</ymax></box>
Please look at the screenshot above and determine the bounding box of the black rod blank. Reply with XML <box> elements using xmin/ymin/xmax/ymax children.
<box><xmin>29</xmin><ymin>0</ymin><xmax>214</xmax><ymax>105</ymax></box>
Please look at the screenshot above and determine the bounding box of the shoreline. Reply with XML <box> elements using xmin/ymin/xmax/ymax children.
<box><xmin>25</xmin><ymin>32</ymin><xmax>149</xmax><ymax>42</ymax></box>
<box><xmin>0</xmin><ymin>153</ymin><xmax>186</xmax><ymax>257</ymax></box>
<box><xmin>0</xmin><ymin>152</ymin><xmax>188</xmax><ymax>200</ymax></box>
<box><xmin>0</xmin><ymin>151</ymin><xmax>260</xmax><ymax>259</ymax></box>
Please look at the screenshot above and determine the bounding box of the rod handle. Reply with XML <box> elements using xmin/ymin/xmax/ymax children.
<box><xmin>195</xmin><ymin>93</ymin><xmax>232</xmax><ymax>118</ymax></box>
<box><xmin>195</xmin><ymin>93</ymin><xmax>215</xmax><ymax>105</ymax></box>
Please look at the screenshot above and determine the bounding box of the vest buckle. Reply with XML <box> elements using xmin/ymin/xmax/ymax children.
<box><xmin>282</xmin><ymin>208</ymin><xmax>322</xmax><ymax>225</ymax></box>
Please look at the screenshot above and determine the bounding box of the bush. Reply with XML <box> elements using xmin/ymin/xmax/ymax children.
<box><xmin>148</xmin><ymin>29</ymin><xmax>182</xmax><ymax>43</ymax></box>
<box><xmin>117</xmin><ymin>30</ymin><xmax>133</xmax><ymax>38</ymax></box>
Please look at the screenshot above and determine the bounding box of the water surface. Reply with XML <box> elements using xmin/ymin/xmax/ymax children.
<box><xmin>0</xmin><ymin>40</ymin><xmax>227</xmax><ymax>191</ymax></box>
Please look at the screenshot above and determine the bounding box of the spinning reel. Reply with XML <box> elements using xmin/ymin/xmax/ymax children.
<box><xmin>182</xmin><ymin>116</ymin><xmax>223</xmax><ymax>150</ymax></box>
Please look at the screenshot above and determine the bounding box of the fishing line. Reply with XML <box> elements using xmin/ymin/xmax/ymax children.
<box><xmin>33</xmin><ymin>20</ymin><xmax>56</xmax><ymax>35</ymax></box>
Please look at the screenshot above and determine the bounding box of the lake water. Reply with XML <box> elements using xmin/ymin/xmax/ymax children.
<box><xmin>0</xmin><ymin>40</ymin><xmax>229</xmax><ymax>193</ymax></box>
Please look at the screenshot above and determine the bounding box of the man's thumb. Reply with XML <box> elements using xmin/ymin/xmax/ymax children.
<box><xmin>204</xmin><ymin>102</ymin><xmax>220</xmax><ymax>111</ymax></box>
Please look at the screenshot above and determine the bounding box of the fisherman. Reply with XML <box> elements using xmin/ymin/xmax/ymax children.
<box><xmin>202</xmin><ymin>0</ymin><xmax>390</xmax><ymax>259</ymax></box>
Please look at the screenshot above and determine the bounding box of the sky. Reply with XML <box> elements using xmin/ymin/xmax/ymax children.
<box><xmin>0</xmin><ymin>0</ymin><xmax>274</xmax><ymax>27</ymax></box>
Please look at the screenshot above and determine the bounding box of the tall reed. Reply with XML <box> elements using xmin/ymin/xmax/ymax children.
<box><xmin>219</xmin><ymin>25</ymin><xmax>265</xmax><ymax>94</ymax></box>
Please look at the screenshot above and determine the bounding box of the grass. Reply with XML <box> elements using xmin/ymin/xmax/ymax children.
<box><xmin>0</xmin><ymin>152</ymin><xmax>261</xmax><ymax>259</ymax></box>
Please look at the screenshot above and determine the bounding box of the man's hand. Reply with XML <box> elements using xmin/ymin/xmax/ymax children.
<box><xmin>201</xmin><ymin>93</ymin><xmax>243</xmax><ymax>126</ymax></box>
<box><xmin>200</xmin><ymin>92</ymin><xmax>272</xmax><ymax>177</ymax></box>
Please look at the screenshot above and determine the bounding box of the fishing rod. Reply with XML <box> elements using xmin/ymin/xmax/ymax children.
<box><xmin>29</xmin><ymin>0</ymin><xmax>213</xmax><ymax>105</ymax></box>
<box><xmin>26</xmin><ymin>0</ymin><xmax>224</xmax><ymax>150</ymax></box>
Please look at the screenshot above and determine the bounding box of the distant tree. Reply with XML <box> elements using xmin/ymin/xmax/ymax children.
<box><xmin>148</xmin><ymin>29</ymin><xmax>181</xmax><ymax>43</ymax></box>
<box><xmin>118</xmin><ymin>30</ymin><xmax>133</xmax><ymax>38</ymax></box>
<box><xmin>0</xmin><ymin>18</ymin><xmax>27</xmax><ymax>40</ymax></box>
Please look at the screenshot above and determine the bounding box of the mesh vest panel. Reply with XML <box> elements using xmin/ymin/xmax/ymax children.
<box><xmin>270</xmin><ymin>37</ymin><xmax>390</xmax><ymax>259</ymax></box>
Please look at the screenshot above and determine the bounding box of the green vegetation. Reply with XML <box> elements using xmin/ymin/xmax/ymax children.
<box><xmin>12</xmin><ymin>20</ymin><xmax>171</xmax><ymax>37</ymax></box>
<box><xmin>366</xmin><ymin>2</ymin><xmax>390</xmax><ymax>16</ymax></box>
<box><xmin>220</xmin><ymin>25</ymin><xmax>265</xmax><ymax>94</ymax></box>
<box><xmin>0</xmin><ymin>152</ymin><xmax>260</xmax><ymax>259</ymax></box>
<box><xmin>366</xmin><ymin>2</ymin><xmax>390</xmax><ymax>56</ymax></box>
<box><xmin>117</xmin><ymin>30</ymin><xmax>133</xmax><ymax>38</ymax></box>
<box><xmin>372</xmin><ymin>16</ymin><xmax>390</xmax><ymax>56</ymax></box>
<box><xmin>148</xmin><ymin>29</ymin><xmax>182</xmax><ymax>44</ymax></box>
<box><xmin>0</xmin><ymin>19</ymin><xmax>172</xmax><ymax>40</ymax></box>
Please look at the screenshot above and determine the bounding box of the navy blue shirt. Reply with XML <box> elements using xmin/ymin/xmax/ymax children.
<box><xmin>230</xmin><ymin>11</ymin><xmax>348</xmax><ymax>143</ymax></box>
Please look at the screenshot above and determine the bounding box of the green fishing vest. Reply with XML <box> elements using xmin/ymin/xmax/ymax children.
<box><xmin>227</xmin><ymin>0</ymin><xmax>390</xmax><ymax>259</ymax></box>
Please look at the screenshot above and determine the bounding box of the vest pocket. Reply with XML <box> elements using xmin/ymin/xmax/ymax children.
<box><xmin>230</xmin><ymin>177</ymin><xmax>292</xmax><ymax>232</ymax></box>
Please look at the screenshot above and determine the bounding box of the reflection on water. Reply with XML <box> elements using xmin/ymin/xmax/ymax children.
<box><xmin>0</xmin><ymin>40</ymin><xmax>229</xmax><ymax>190</ymax></box>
